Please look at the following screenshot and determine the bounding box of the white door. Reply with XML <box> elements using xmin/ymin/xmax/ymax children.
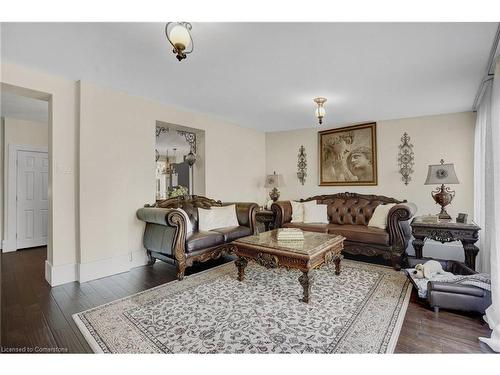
<box><xmin>16</xmin><ymin>150</ymin><xmax>49</xmax><ymax>249</ymax></box>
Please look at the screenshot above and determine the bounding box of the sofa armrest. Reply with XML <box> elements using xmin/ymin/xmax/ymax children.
<box><xmin>136</xmin><ymin>207</ymin><xmax>188</xmax><ymax>260</ymax></box>
<box><xmin>427</xmin><ymin>281</ymin><xmax>487</xmax><ymax>297</ymax></box>
<box><xmin>137</xmin><ymin>207</ymin><xmax>171</xmax><ymax>226</ymax></box>
<box><xmin>271</xmin><ymin>201</ymin><xmax>292</xmax><ymax>228</ymax></box>
<box><xmin>223</xmin><ymin>202</ymin><xmax>259</xmax><ymax>234</ymax></box>
<box><xmin>387</xmin><ymin>202</ymin><xmax>416</xmax><ymax>253</ymax></box>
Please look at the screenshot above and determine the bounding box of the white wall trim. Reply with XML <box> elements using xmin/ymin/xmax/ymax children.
<box><xmin>3</xmin><ymin>143</ymin><xmax>48</xmax><ymax>253</ymax></box>
<box><xmin>45</xmin><ymin>260</ymin><xmax>78</xmax><ymax>286</ymax></box>
<box><xmin>78</xmin><ymin>254</ymin><xmax>131</xmax><ymax>283</ymax></box>
<box><xmin>130</xmin><ymin>249</ymin><xmax>148</xmax><ymax>269</ymax></box>
<box><xmin>44</xmin><ymin>252</ymin><xmax>148</xmax><ymax>286</ymax></box>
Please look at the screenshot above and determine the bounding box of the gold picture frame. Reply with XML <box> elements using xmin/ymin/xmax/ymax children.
<box><xmin>318</xmin><ymin>122</ymin><xmax>377</xmax><ymax>186</ymax></box>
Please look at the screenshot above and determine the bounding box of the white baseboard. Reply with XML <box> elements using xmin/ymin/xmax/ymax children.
<box><xmin>2</xmin><ymin>239</ymin><xmax>17</xmax><ymax>252</ymax></box>
<box><xmin>45</xmin><ymin>260</ymin><xmax>78</xmax><ymax>286</ymax></box>
<box><xmin>42</xmin><ymin>251</ymin><xmax>150</xmax><ymax>286</ymax></box>
<box><xmin>78</xmin><ymin>254</ymin><xmax>131</xmax><ymax>283</ymax></box>
<box><xmin>130</xmin><ymin>249</ymin><xmax>149</xmax><ymax>269</ymax></box>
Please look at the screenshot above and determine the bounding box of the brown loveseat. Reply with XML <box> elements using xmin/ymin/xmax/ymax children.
<box><xmin>137</xmin><ymin>195</ymin><xmax>258</xmax><ymax>280</ymax></box>
<box><xmin>271</xmin><ymin>192</ymin><xmax>416</xmax><ymax>269</ymax></box>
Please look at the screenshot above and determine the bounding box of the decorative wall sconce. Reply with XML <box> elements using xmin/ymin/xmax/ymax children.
<box><xmin>398</xmin><ymin>132</ymin><xmax>414</xmax><ymax>185</ymax></box>
<box><xmin>313</xmin><ymin>97</ymin><xmax>327</xmax><ymax>125</ymax></box>
<box><xmin>165</xmin><ymin>22</ymin><xmax>194</xmax><ymax>61</ymax></box>
<box><xmin>297</xmin><ymin>145</ymin><xmax>307</xmax><ymax>185</ymax></box>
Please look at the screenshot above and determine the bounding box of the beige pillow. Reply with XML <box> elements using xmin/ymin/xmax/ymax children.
<box><xmin>290</xmin><ymin>200</ymin><xmax>318</xmax><ymax>222</ymax></box>
<box><xmin>367</xmin><ymin>203</ymin><xmax>397</xmax><ymax>229</ymax></box>
<box><xmin>176</xmin><ymin>208</ymin><xmax>193</xmax><ymax>233</ymax></box>
<box><xmin>303</xmin><ymin>203</ymin><xmax>329</xmax><ymax>224</ymax></box>
<box><xmin>290</xmin><ymin>201</ymin><xmax>304</xmax><ymax>223</ymax></box>
<box><xmin>198</xmin><ymin>205</ymin><xmax>239</xmax><ymax>231</ymax></box>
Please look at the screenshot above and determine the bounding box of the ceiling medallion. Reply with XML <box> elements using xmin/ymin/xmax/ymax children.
<box><xmin>165</xmin><ymin>22</ymin><xmax>194</xmax><ymax>61</ymax></box>
<box><xmin>313</xmin><ymin>97</ymin><xmax>327</xmax><ymax>125</ymax></box>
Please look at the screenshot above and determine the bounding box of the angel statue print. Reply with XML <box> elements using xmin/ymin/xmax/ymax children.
<box><xmin>319</xmin><ymin>122</ymin><xmax>377</xmax><ymax>186</ymax></box>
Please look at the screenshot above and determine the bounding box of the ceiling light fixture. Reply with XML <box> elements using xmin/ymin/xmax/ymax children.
<box><xmin>165</xmin><ymin>22</ymin><xmax>194</xmax><ymax>61</ymax></box>
<box><xmin>313</xmin><ymin>97</ymin><xmax>327</xmax><ymax>125</ymax></box>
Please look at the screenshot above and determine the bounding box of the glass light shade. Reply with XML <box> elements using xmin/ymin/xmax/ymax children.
<box><xmin>315</xmin><ymin>107</ymin><xmax>326</xmax><ymax>118</ymax></box>
<box><xmin>169</xmin><ymin>24</ymin><xmax>191</xmax><ymax>50</ymax></box>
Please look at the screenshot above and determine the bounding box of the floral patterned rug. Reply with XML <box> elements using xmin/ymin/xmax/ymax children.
<box><xmin>73</xmin><ymin>259</ymin><xmax>411</xmax><ymax>353</ymax></box>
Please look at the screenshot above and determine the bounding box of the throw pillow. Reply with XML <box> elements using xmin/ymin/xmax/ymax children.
<box><xmin>303</xmin><ymin>203</ymin><xmax>329</xmax><ymax>224</ymax></box>
<box><xmin>176</xmin><ymin>208</ymin><xmax>193</xmax><ymax>234</ymax></box>
<box><xmin>291</xmin><ymin>200</ymin><xmax>318</xmax><ymax>223</ymax></box>
<box><xmin>198</xmin><ymin>204</ymin><xmax>239</xmax><ymax>231</ymax></box>
<box><xmin>367</xmin><ymin>203</ymin><xmax>397</xmax><ymax>229</ymax></box>
<box><xmin>290</xmin><ymin>201</ymin><xmax>304</xmax><ymax>223</ymax></box>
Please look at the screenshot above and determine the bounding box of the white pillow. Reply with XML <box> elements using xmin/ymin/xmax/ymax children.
<box><xmin>291</xmin><ymin>200</ymin><xmax>317</xmax><ymax>223</ymax></box>
<box><xmin>290</xmin><ymin>201</ymin><xmax>304</xmax><ymax>223</ymax></box>
<box><xmin>198</xmin><ymin>205</ymin><xmax>239</xmax><ymax>231</ymax></box>
<box><xmin>303</xmin><ymin>203</ymin><xmax>329</xmax><ymax>224</ymax></box>
<box><xmin>176</xmin><ymin>208</ymin><xmax>193</xmax><ymax>234</ymax></box>
<box><xmin>367</xmin><ymin>203</ymin><xmax>397</xmax><ymax>229</ymax></box>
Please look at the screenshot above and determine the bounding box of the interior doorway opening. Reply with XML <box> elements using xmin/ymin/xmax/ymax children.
<box><xmin>1</xmin><ymin>84</ymin><xmax>52</xmax><ymax>262</ymax></box>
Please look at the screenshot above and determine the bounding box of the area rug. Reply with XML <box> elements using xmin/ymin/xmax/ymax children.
<box><xmin>73</xmin><ymin>259</ymin><xmax>411</xmax><ymax>353</ymax></box>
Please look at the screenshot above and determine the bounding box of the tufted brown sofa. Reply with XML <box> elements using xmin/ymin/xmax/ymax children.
<box><xmin>137</xmin><ymin>195</ymin><xmax>258</xmax><ymax>280</ymax></box>
<box><xmin>271</xmin><ymin>192</ymin><xmax>416</xmax><ymax>269</ymax></box>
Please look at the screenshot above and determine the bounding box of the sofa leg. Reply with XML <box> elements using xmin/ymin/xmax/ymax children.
<box><xmin>176</xmin><ymin>265</ymin><xmax>186</xmax><ymax>281</ymax></box>
<box><xmin>390</xmin><ymin>254</ymin><xmax>402</xmax><ymax>271</ymax></box>
<box><xmin>146</xmin><ymin>251</ymin><xmax>156</xmax><ymax>266</ymax></box>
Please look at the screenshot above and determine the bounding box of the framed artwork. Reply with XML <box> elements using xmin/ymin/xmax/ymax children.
<box><xmin>318</xmin><ymin>122</ymin><xmax>377</xmax><ymax>186</ymax></box>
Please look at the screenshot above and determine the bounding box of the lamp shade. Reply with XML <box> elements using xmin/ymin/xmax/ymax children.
<box><xmin>424</xmin><ymin>162</ymin><xmax>459</xmax><ymax>185</ymax></box>
<box><xmin>264</xmin><ymin>173</ymin><xmax>285</xmax><ymax>188</ymax></box>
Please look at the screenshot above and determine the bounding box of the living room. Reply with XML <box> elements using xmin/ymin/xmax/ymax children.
<box><xmin>1</xmin><ymin>0</ymin><xmax>500</xmax><ymax>372</ymax></box>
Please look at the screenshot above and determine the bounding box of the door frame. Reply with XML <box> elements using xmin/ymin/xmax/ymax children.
<box><xmin>3</xmin><ymin>143</ymin><xmax>48</xmax><ymax>252</ymax></box>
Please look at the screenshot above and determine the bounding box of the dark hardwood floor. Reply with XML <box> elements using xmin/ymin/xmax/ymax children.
<box><xmin>0</xmin><ymin>247</ymin><xmax>494</xmax><ymax>353</ymax></box>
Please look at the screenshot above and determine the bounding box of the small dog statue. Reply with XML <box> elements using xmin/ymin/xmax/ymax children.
<box><xmin>412</xmin><ymin>260</ymin><xmax>451</xmax><ymax>279</ymax></box>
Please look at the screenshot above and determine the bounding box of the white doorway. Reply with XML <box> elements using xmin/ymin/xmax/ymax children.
<box><xmin>16</xmin><ymin>149</ymin><xmax>49</xmax><ymax>249</ymax></box>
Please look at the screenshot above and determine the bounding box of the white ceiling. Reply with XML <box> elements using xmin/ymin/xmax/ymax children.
<box><xmin>1</xmin><ymin>91</ymin><xmax>48</xmax><ymax>123</ymax></box>
<box><xmin>1</xmin><ymin>22</ymin><xmax>497</xmax><ymax>131</ymax></box>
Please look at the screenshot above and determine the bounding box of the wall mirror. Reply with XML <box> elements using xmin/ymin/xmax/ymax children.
<box><xmin>155</xmin><ymin>123</ymin><xmax>198</xmax><ymax>200</ymax></box>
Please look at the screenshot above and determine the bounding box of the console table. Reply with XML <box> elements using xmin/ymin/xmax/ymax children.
<box><xmin>410</xmin><ymin>217</ymin><xmax>481</xmax><ymax>270</ymax></box>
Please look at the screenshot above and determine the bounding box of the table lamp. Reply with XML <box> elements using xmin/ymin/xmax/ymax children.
<box><xmin>424</xmin><ymin>159</ymin><xmax>459</xmax><ymax>220</ymax></box>
<box><xmin>264</xmin><ymin>171</ymin><xmax>285</xmax><ymax>202</ymax></box>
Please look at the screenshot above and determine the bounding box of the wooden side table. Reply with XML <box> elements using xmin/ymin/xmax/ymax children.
<box><xmin>410</xmin><ymin>217</ymin><xmax>481</xmax><ymax>270</ymax></box>
<box><xmin>255</xmin><ymin>209</ymin><xmax>275</xmax><ymax>233</ymax></box>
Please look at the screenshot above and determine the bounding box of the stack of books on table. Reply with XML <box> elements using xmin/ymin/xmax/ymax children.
<box><xmin>277</xmin><ymin>228</ymin><xmax>304</xmax><ymax>241</ymax></box>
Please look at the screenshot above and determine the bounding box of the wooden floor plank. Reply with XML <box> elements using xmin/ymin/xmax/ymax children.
<box><xmin>1</xmin><ymin>247</ymin><xmax>494</xmax><ymax>353</ymax></box>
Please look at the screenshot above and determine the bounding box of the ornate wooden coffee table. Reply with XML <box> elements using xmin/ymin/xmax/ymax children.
<box><xmin>232</xmin><ymin>230</ymin><xmax>345</xmax><ymax>303</ymax></box>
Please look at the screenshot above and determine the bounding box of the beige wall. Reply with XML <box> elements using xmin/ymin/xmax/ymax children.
<box><xmin>265</xmin><ymin>112</ymin><xmax>476</xmax><ymax>261</ymax></box>
<box><xmin>78</xmin><ymin>82</ymin><xmax>265</xmax><ymax>267</ymax></box>
<box><xmin>1</xmin><ymin>117</ymin><xmax>49</xmax><ymax>246</ymax></box>
<box><xmin>2</xmin><ymin>64</ymin><xmax>265</xmax><ymax>283</ymax></box>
